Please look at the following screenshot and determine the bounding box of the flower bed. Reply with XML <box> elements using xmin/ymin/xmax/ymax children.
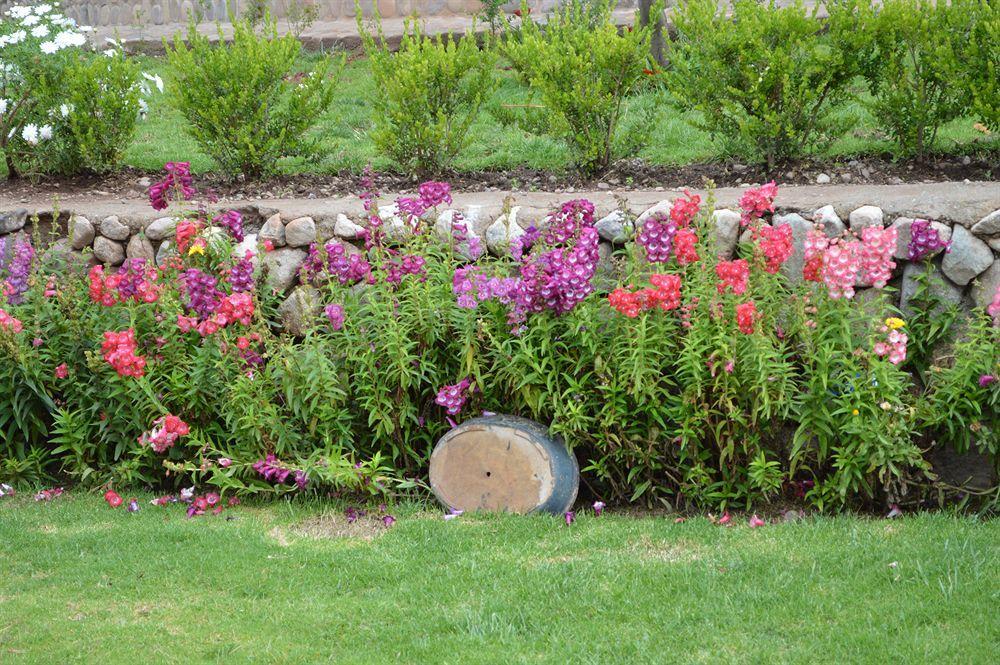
<box><xmin>0</xmin><ymin>165</ymin><xmax>997</xmax><ymax>510</ymax></box>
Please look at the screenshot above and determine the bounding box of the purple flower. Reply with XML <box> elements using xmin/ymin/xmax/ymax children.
<box><xmin>252</xmin><ymin>454</ymin><xmax>291</xmax><ymax>484</ymax></box>
<box><xmin>980</xmin><ymin>375</ymin><xmax>997</xmax><ymax>388</ymax></box>
<box><xmin>213</xmin><ymin>210</ymin><xmax>245</xmax><ymax>242</ymax></box>
<box><xmin>325</xmin><ymin>303</ymin><xmax>344</xmax><ymax>331</ymax></box>
<box><xmin>396</xmin><ymin>197</ymin><xmax>426</xmax><ymax>219</ymax></box>
<box><xmin>593</xmin><ymin>501</ymin><xmax>605</xmax><ymax>516</ymax></box>
<box><xmin>126</xmin><ymin>498</ymin><xmax>140</xmax><ymax>513</ymax></box>
<box><xmin>637</xmin><ymin>213</ymin><xmax>679</xmax><ymax>263</ymax></box>
<box><xmin>116</xmin><ymin>258</ymin><xmax>150</xmax><ymax>300</ymax></box>
<box><xmin>228</xmin><ymin>253</ymin><xmax>255</xmax><ymax>292</ymax></box>
<box><xmin>907</xmin><ymin>219</ymin><xmax>949</xmax><ymax>261</ymax></box>
<box><xmin>300</xmin><ymin>242</ymin><xmax>371</xmax><ymax>286</ymax></box>
<box><xmin>148</xmin><ymin>161</ymin><xmax>195</xmax><ymax>210</ymax></box>
<box><xmin>564</xmin><ymin>511</ymin><xmax>575</xmax><ymax>526</ymax></box>
<box><xmin>443</xmin><ymin>508</ymin><xmax>464</xmax><ymax>521</ymax></box>
<box><xmin>418</xmin><ymin>181</ymin><xmax>452</xmax><ymax>209</ymax></box>
<box><xmin>382</xmin><ymin>514</ymin><xmax>396</xmax><ymax>527</ymax></box>
<box><xmin>436</xmin><ymin>378</ymin><xmax>472</xmax><ymax>415</ymax></box>
<box><xmin>4</xmin><ymin>239</ymin><xmax>34</xmax><ymax>305</ymax></box>
<box><xmin>294</xmin><ymin>469</ymin><xmax>309</xmax><ymax>490</ymax></box>
<box><xmin>182</xmin><ymin>268</ymin><xmax>222</xmax><ymax>318</ymax></box>
<box><xmin>345</xmin><ymin>506</ymin><xmax>359</xmax><ymax>523</ymax></box>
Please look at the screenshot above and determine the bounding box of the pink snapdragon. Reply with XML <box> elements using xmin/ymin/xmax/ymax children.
<box><xmin>820</xmin><ymin>240</ymin><xmax>861</xmax><ymax>299</ymax></box>
<box><xmin>858</xmin><ymin>225</ymin><xmax>897</xmax><ymax>288</ymax></box>
<box><xmin>715</xmin><ymin>259</ymin><xmax>750</xmax><ymax>295</ymax></box>
<box><xmin>138</xmin><ymin>414</ymin><xmax>190</xmax><ymax>454</ymax></box>
<box><xmin>758</xmin><ymin>224</ymin><xmax>794</xmax><ymax>274</ymax></box>
<box><xmin>738</xmin><ymin>181</ymin><xmax>777</xmax><ymax>226</ymax></box>
<box><xmin>0</xmin><ymin>308</ymin><xmax>23</xmax><ymax>333</ymax></box>
<box><xmin>436</xmin><ymin>378</ymin><xmax>472</xmax><ymax>415</ymax></box>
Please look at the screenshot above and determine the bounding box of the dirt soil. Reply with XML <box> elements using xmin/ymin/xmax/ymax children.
<box><xmin>2</xmin><ymin>154</ymin><xmax>995</xmax><ymax>204</ymax></box>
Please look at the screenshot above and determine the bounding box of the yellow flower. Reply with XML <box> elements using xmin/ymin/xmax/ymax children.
<box><xmin>851</xmin><ymin>409</ymin><xmax>860</xmax><ymax>416</ymax></box>
<box><xmin>188</xmin><ymin>243</ymin><xmax>205</xmax><ymax>256</ymax></box>
<box><xmin>884</xmin><ymin>317</ymin><xmax>905</xmax><ymax>330</ymax></box>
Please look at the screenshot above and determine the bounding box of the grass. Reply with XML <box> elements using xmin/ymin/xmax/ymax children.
<box><xmin>121</xmin><ymin>55</ymin><xmax>993</xmax><ymax>177</ymax></box>
<box><xmin>1</xmin><ymin>494</ymin><xmax>997</xmax><ymax>663</ymax></box>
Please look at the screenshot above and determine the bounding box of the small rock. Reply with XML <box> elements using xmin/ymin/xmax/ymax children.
<box><xmin>811</xmin><ymin>205</ymin><xmax>846</xmax><ymax>238</ymax></box>
<box><xmin>261</xmin><ymin>247</ymin><xmax>306</xmax><ymax>294</ymax></box>
<box><xmin>815</xmin><ymin>173</ymin><xmax>831</xmax><ymax>184</ymax></box>
<box><xmin>941</xmin><ymin>225</ymin><xmax>993</xmax><ymax>285</ymax></box>
<box><xmin>636</xmin><ymin>200</ymin><xmax>673</xmax><ymax>225</ymax></box>
<box><xmin>334</xmin><ymin>214</ymin><xmax>365</xmax><ymax>240</ymax></box>
<box><xmin>596</xmin><ymin>182</ymin><xmax>611</xmax><ymax>191</ymax></box>
<box><xmin>92</xmin><ymin>236</ymin><xmax>125</xmax><ymax>265</ymax></box>
<box><xmin>782</xmin><ymin>509</ymin><xmax>805</xmax><ymax>523</ymax></box>
<box><xmin>970</xmin><ymin>209</ymin><xmax>1000</xmax><ymax>237</ymax></box>
<box><xmin>848</xmin><ymin>205</ymin><xmax>884</xmax><ymax>232</ymax></box>
<box><xmin>970</xmin><ymin>260</ymin><xmax>1000</xmax><ymax>311</ymax></box>
<box><xmin>137</xmin><ymin>176</ymin><xmax>152</xmax><ymax>188</ymax></box>
<box><xmin>961</xmin><ymin>155</ymin><xmax>972</xmax><ymax>166</ymax></box>
<box><xmin>772</xmin><ymin>213</ymin><xmax>812</xmax><ymax>284</ymax></box>
<box><xmin>259</xmin><ymin>213</ymin><xmax>286</xmax><ymax>247</ymax></box>
<box><xmin>232</xmin><ymin>234</ymin><xmax>259</xmax><ymax>263</ymax></box>
<box><xmin>712</xmin><ymin>209</ymin><xmax>741</xmax><ymax>259</ymax></box>
<box><xmin>126</xmin><ymin>234</ymin><xmax>156</xmax><ymax>262</ymax></box>
<box><xmin>100</xmin><ymin>215</ymin><xmax>130</xmax><ymax>241</ymax></box>
<box><xmin>155</xmin><ymin>240</ymin><xmax>176</xmax><ymax>268</ymax></box>
<box><xmin>70</xmin><ymin>215</ymin><xmax>96</xmax><ymax>250</ymax></box>
<box><xmin>900</xmin><ymin>261</ymin><xmax>964</xmax><ymax>316</ymax></box>
<box><xmin>145</xmin><ymin>216</ymin><xmax>177</xmax><ymax>241</ymax></box>
<box><xmin>840</xmin><ymin>173</ymin><xmax>852</xmax><ymax>183</ymax></box>
<box><xmin>284</xmin><ymin>216</ymin><xmax>317</xmax><ymax>248</ymax></box>
<box><xmin>0</xmin><ymin>208</ymin><xmax>28</xmax><ymax>234</ymax></box>
<box><xmin>278</xmin><ymin>285</ymin><xmax>321</xmax><ymax>337</ymax></box>
<box><xmin>595</xmin><ymin>210</ymin><xmax>632</xmax><ymax>245</ymax></box>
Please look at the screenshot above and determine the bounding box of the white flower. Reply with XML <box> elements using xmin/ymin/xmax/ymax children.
<box><xmin>21</xmin><ymin>123</ymin><xmax>38</xmax><ymax>145</ymax></box>
<box><xmin>59</xmin><ymin>103</ymin><xmax>72</xmax><ymax>117</ymax></box>
<box><xmin>35</xmin><ymin>4</ymin><xmax>54</xmax><ymax>14</ymax></box>
<box><xmin>0</xmin><ymin>99</ymin><xmax>7</xmax><ymax>115</ymax></box>
<box><xmin>142</xmin><ymin>72</ymin><xmax>164</xmax><ymax>94</ymax></box>
<box><xmin>39</xmin><ymin>41</ymin><xmax>58</xmax><ymax>54</ymax></box>
<box><xmin>38</xmin><ymin>124</ymin><xmax>52</xmax><ymax>140</ymax></box>
<box><xmin>9</xmin><ymin>6</ymin><xmax>32</xmax><ymax>19</ymax></box>
<box><xmin>102</xmin><ymin>48</ymin><xmax>117</xmax><ymax>57</ymax></box>
<box><xmin>2</xmin><ymin>30</ymin><xmax>27</xmax><ymax>46</ymax></box>
<box><xmin>54</xmin><ymin>31</ymin><xmax>85</xmax><ymax>49</ymax></box>
<box><xmin>22</xmin><ymin>15</ymin><xmax>40</xmax><ymax>26</ymax></box>
<box><xmin>31</xmin><ymin>25</ymin><xmax>49</xmax><ymax>38</ymax></box>
<box><xmin>138</xmin><ymin>98</ymin><xmax>149</xmax><ymax>118</ymax></box>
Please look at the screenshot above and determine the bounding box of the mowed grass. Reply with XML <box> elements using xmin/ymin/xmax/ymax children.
<box><xmin>1</xmin><ymin>495</ymin><xmax>998</xmax><ymax>663</ymax></box>
<box><xmin>123</xmin><ymin>55</ymin><xmax>993</xmax><ymax>176</ymax></box>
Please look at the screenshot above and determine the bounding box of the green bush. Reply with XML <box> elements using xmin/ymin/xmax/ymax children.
<box><xmin>501</xmin><ymin>0</ymin><xmax>660</xmax><ymax>175</ymax></box>
<box><xmin>165</xmin><ymin>16</ymin><xmax>341</xmax><ymax>178</ymax></box>
<box><xmin>665</xmin><ymin>0</ymin><xmax>859</xmax><ymax>166</ymax></box>
<box><xmin>62</xmin><ymin>53</ymin><xmax>144</xmax><ymax>174</ymax></box>
<box><xmin>964</xmin><ymin>0</ymin><xmax>999</xmax><ymax>132</ymax></box>
<box><xmin>853</xmin><ymin>0</ymin><xmax>975</xmax><ymax>158</ymax></box>
<box><xmin>357</xmin><ymin>7</ymin><xmax>496</xmax><ymax>176</ymax></box>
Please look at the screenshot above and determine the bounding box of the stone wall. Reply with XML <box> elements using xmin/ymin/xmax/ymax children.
<box><xmin>1</xmin><ymin>195</ymin><xmax>998</xmax><ymax>335</ymax></box>
<box><xmin>0</xmin><ymin>0</ymin><xmax>586</xmax><ymax>26</ymax></box>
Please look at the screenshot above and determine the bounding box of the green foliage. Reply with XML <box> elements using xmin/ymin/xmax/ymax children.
<box><xmin>853</xmin><ymin>0</ymin><xmax>975</xmax><ymax>157</ymax></box>
<box><xmin>500</xmin><ymin>0</ymin><xmax>660</xmax><ymax>175</ymax></box>
<box><xmin>964</xmin><ymin>0</ymin><xmax>1000</xmax><ymax>132</ymax></box>
<box><xmin>358</xmin><ymin>7</ymin><xmax>496</xmax><ymax>176</ymax></box>
<box><xmin>62</xmin><ymin>53</ymin><xmax>144</xmax><ymax>173</ymax></box>
<box><xmin>165</xmin><ymin>15</ymin><xmax>341</xmax><ymax>177</ymax></box>
<box><xmin>665</xmin><ymin>0</ymin><xmax>859</xmax><ymax>166</ymax></box>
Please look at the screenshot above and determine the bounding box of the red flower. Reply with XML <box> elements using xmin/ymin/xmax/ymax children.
<box><xmin>104</xmin><ymin>490</ymin><xmax>123</xmax><ymax>508</ymax></box>
<box><xmin>54</xmin><ymin>363</ymin><xmax>69</xmax><ymax>379</ymax></box>
<box><xmin>673</xmin><ymin>228</ymin><xmax>699</xmax><ymax>265</ymax></box>
<box><xmin>735</xmin><ymin>301</ymin><xmax>759</xmax><ymax>334</ymax></box>
<box><xmin>715</xmin><ymin>259</ymin><xmax>750</xmax><ymax>295</ymax></box>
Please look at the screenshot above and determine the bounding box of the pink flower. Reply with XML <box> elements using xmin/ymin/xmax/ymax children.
<box><xmin>738</xmin><ymin>181</ymin><xmax>777</xmax><ymax>226</ymax></box>
<box><xmin>748</xmin><ymin>514</ymin><xmax>765</xmax><ymax>528</ymax></box>
<box><xmin>980</xmin><ymin>375</ymin><xmax>997</xmax><ymax>388</ymax></box>
<box><xmin>716</xmin><ymin>260</ymin><xmax>749</xmax><ymax>295</ymax></box>
<box><xmin>382</xmin><ymin>514</ymin><xmax>397</xmax><ymax>527</ymax></box>
<box><xmin>564</xmin><ymin>511</ymin><xmax>575</xmax><ymax>525</ymax></box>
<box><xmin>593</xmin><ymin>501</ymin><xmax>605</xmax><ymax>516</ymax></box>
<box><xmin>218</xmin><ymin>457</ymin><xmax>232</xmax><ymax>467</ymax></box>
<box><xmin>718</xmin><ymin>511</ymin><xmax>732</xmax><ymax>525</ymax></box>
<box><xmin>757</xmin><ymin>224</ymin><xmax>794</xmax><ymax>274</ymax></box>
<box><xmin>735</xmin><ymin>301</ymin><xmax>759</xmax><ymax>334</ymax></box>
<box><xmin>54</xmin><ymin>363</ymin><xmax>68</xmax><ymax>379</ymax></box>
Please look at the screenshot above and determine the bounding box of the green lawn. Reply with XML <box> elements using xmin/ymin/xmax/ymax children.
<box><xmin>123</xmin><ymin>55</ymin><xmax>992</xmax><ymax>176</ymax></box>
<box><xmin>1</xmin><ymin>495</ymin><xmax>997</xmax><ymax>663</ymax></box>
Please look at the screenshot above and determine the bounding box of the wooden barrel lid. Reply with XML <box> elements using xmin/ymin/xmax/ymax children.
<box><xmin>429</xmin><ymin>415</ymin><xmax>579</xmax><ymax>515</ymax></box>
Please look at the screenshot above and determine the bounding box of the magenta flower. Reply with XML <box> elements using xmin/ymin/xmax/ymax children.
<box><xmin>382</xmin><ymin>514</ymin><xmax>396</xmax><ymax>527</ymax></box>
<box><xmin>148</xmin><ymin>161</ymin><xmax>195</xmax><ymax>210</ymax></box>
<box><xmin>218</xmin><ymin>457</ymin><xmax>232</xmax><ymax>468</ymax></box>
<box><xmin>436</xmin><ymin>378</ymin><xmax>472</xmax><ymax>416</ymax></box>
<box><xmin>325</xmin><ymin>303</ymin><xmax>345</xmax><ymax>331</ymax></box>
<box><xmin>979</xmin><ymin>375</ymin><xmax>996</xmax><ymax>388</ymax></box>
<box><xmin>213</xmin><ymin>210</ymin><xmax>245</xmax><ymax>242</ymax></box>
<box><xmin>592</xmin><ymin>501</ymin><xmax>605</xmax><ymax>516</ymax></box>
<box><xmin>418</xmin><ymin>181</ymin><xmax>452</xmax><ymax>209</ymax></box>
<box><xmin>748</xmin><ymin>514</ymin><xmax>765</xmax><ymax>528</ymax></box>
<box><xmin>564</xmin><ymin>511</ymin><xmax>575</xmax><ymax>526</ymax></box>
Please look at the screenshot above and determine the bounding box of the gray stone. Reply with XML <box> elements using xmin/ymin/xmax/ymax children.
<box><xmin>811</xmin><ymin>205</ymin><xmax>846</xmax><ymax>238</ymax></box>
<box><xmin>900</xmin><ymin>261</ymin><xmax>964</xmax><ymax>316</ymax></box>
<box><xmin>381</xmin><ymin>204</ymin><xmax>414</xmax><ymax>243</ymax></box>
<box><xmin>848</xmin><ymin>205</ymin><xmax>884</xmax><ymax>232</ymax></box>
<box><xmin>278</xmin><ymin>285</ymin><xmax>321</xmax><ymax>337</ymax></box>
<box><xmin>232</xmin><ymin>233</ymin><xmax>259</xmax><ymax>265</ymax></box>
<box><xmin>261</xmin><ymin>247</ymin><xmax>306</xmax><ymax>294</ymax></box>
<box><xmin>636</xmin><ymin>200</ymin><xmax>672</xmax><ymax>225</ymax></box>
<box><xmin>92</xmin><ymin>236</ymin><xmax>125</xmax><ymax>265</ymax></box>
<box><xmin>435</xmin><ymin>209</ymin><xmax>482</xmax><ymax>261</ymax></box>
<box><xmin>712</xmin><ymin>209</ymin><xmax>741</xmax><ymax>259</ymax></box>
<box><xmin>890</xmin><ymin>217</ymin><xmax>952</xmax><ymax>261</ymax></box>
<box><xmin>145</xmin><ymin>216</ymin><xmax>177</xmax><ymax>241</ymax></box>
<box><xmin>70</xmin><ymin>215</ymin><xmax>95</xmax><ymax>250</ymax></box>
<box><xmin>941</xmin><ymin>225</ymin><xmax>993</xmax><ymax>286</ymax></box>
<box><xmin>593</xmin><ymin>242</ymin><xmax>617</xmax><ymax>292</ymax></box>
<box><xmin>259</xmin><ymin>213</ymin><xmax>286</xmax><ymax>247</ymax></box>
<box><xmin>595</xmin><ymin>210</ymin><xmax>632</xmax><ymax>245</ymax></box>
<box><xmin>815</xmin><ymin>173</ymin><xmax>831</xmax><ymax>185</ymax></box>
<box><xmin>334</xmin><ymin>213</ymin><xmax>365</xmax><ymax>240</ymax></box>
<box><xmin>485</xmin><ymin>208</ymin><xmax>526</xmax><ymax>256</ymax></box>
<box><xmin>970</xmin><ymin>209</ymin><xmax>1000</xmax><ymax>237</ymax></box>
<box><xmin>284</xmin><ymin>216</ymin><xmax>317</xmax><ymax>248</ymax></box>
<box><xmin>970</xmin><ymin>260</ymin><xmax>1000</xmax><ymax>312</ymax></box>
<box><xmin>927</xmin><ymin>445</ymin><xmax>997</xmax><ymax>492</ymax></box>
<box><xmin>126</xmin><ymin>234</ymin><xmax>156</xmax><ymax>262</ymax></box>
<box><xmin>100</xmin><ymin>215</ymin><xmax>130</xmax><ymax>241</ymax></box>
<box><xmin>990</xmin><ymin>237</ymin><xmax>1000</xmax><ymax>253</ymax></box>
<box><xmin>155</xmin><ymin>240</ymin><xmax>176</xmax><ymax>268</ymax></box>
<box><xmin>772</xmin><ymin>213</ymin><xmax>812</xmax><ymax>284</ymax></box>
<box><xmin>0</xmin><ymin>208</ymin><xmax>28</xmax><ymax>234</ymax></box>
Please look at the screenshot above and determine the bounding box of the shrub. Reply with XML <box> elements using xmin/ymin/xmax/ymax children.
<box><xmin>500</xmin><ymin>0</ymin><xmax>660</xmax><ymax>175</ymax></box>
<box><xmin>165</xmin><ymin>15</ymin><xmax>341</xmax><ymax>178</ymax></box>
<box><xmin>964</xmin><ymin>0</ymin><xmax>999</xmax><ymax>132</ymax></box>
<box><xmin>0</xmin><ymin>4</ymin><xmax>150</xmax><ymax>177</ymax></box>
<box><xmin>357</xmin><ymin>7</ymin><xmax>496</xmax><ymax>176</ymax></box>
<box><xmin>853</xmin><ymin>0</ymin><xmax>975</xmax><ymax>158</ymax></box>
<box><xmin>665</xmin><ymin>0</ymin><xmax>859</xmax><ymax>166</ymax></box>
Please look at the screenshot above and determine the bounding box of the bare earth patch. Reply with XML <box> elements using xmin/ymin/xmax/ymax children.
<box><xmin>288</xmin><ymin>514</ymin><xmax>394</xmax><ymax>541</ymax></box>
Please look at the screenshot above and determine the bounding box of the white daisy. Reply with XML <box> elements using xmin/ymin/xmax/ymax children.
<box><xmin>39</xmin><ymin>40</ymin><xmax>58</xmax><ymax>54</ymax></box>
<box><xmin>21</xmin><ymin>15</ymin><xmax>40</xmax><ymax>26</ymax></box>
<box><xmin>38</xmin><ymin>124</ymin><xmax>53</xmax><ymax>140</ymax></box>
<box><xmin>31</xmin><ymin>25</ymin><xmax>49</xmax><ymax>38</ymax></box>
<box><xmin>54</xmin><ymin>31</ymin><xmax>85</xmax><ymax>48</ymax></box>
<box><xmin>21</xmin><ymin>123</ymin><xmax>38</xmax><ymax>145</ymax></box>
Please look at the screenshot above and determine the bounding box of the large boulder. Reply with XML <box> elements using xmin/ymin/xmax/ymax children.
<box><xmin>485</xmin><ymin>208</ymin><xmax>526</xmax><ymax>256</ymax></box>
<box><xmin>811</xmin><ymin>205</ymin><xmax>846</xmax><ymax>238</ymax></box>
<box><xmin>848</xmin><ymin>205</ymin><xmax>884</xmax><ymax>232</ymax></box>
<box><xmin>145</xmin><ymin>216</ymin><xmax>177</xmax><ymax>241</ymax></box>
<box><xmin>0</xmin><ymin>208</ymin><xmax>28</xmax><ymax>234</ymax></box>
<box><xmin>970</xmin><ymin>209</ymin><xmax>1000</xmax><ymax>237</ymax></box>
<box><xmin>92</xmin><ymin>236</ymin><xmax>125</xmax><ymax>265</ymax></box>
<box><xmin>712</xmin><ymin>209</ymin><xmax>741</xmax><ymax>259</ymax></box>
<box><xmin>100</xmin><ymin>215</ymin><xmax>130</xmax><ymax>241</ymax></box>
<box><xmin>772</xmin><ymin>213</ymin><xmax>812</xmax><ymax>284</ymax></box>
<box><xmin>70</xmin><ymin>215</ymin><xmax>96</xmax><ymax>250</ymax></box>
<box><xmin>259</xmin><ymin>213</ymin><xmax>286</xmax><ymax>247</ymax></box>
<box><xmin>941</xmin><ymin>225</ymin><xmax>993</xmax><ymax>285</ymax></box>
<box><xmin>435</xmin><ymin>209</ymin><xmax>482</xmax><ymax>261</ymax></box>
<box><xmin>595</xmin><ymin>210</ymin><xmax>632</xmax><ymax>245</ymax></box>
<box><xmin>261</xmin><ymin>247</ymin><xmax>306</xmax><ymax>294</ymax></box>
<box><xmin>126</xmin><ymin>234</ymin><xmax>156</xmax><ymax>262</ymax></box>
<box><xmin>970</xmin><ymin>259</ymin><xmax>1000</xmax><ymax>312</ymax></box>
<box><xmin>635</xmin><ymin>200</ymin><xmax>672</xmax><ymax>225</ymax></box>
<box><xmin>278</xmin><ymin>285</ymin><xmax>322</xmax><ymax>337</ymax></box>
<box><xmin>284</xmin><ymin>216</ymin><xmax>317</xmax><ymax>248</ymax></box>
<box><xmin>890</xmin><ymin>217</ymin><xmax>952</xmax><ymax>260</ymax></box>
<box><xmin>900</xmin><ymin>260</ymin><xmax>964</xmax><ymax>316</ymax></box>
<box><xmin>334</xmin><ymin>213</ymin><xmax>366</xmax><ymax>240</ymax></box>
<box><xmin>155</xmin><ymin>240</ymin><xmax>176</xmax><ymax>268</ymax></box>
